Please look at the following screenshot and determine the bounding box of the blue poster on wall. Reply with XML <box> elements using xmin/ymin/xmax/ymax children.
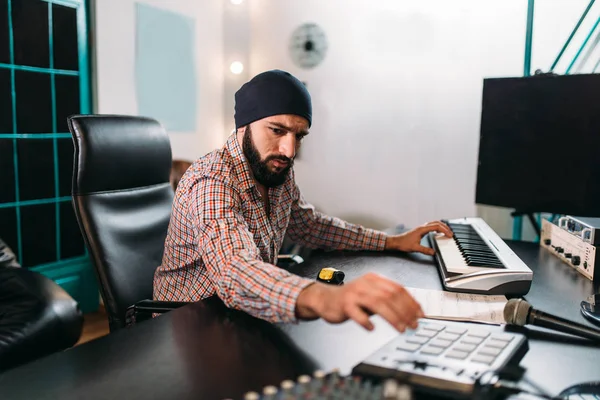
<box><xmin>135</xmin><ymin>3</ymin><xmax>197</xmax><ymax>132</ymax></box>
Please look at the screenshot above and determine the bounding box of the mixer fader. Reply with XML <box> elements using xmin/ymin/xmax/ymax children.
<box><xmin>238</xmin><ymin>369</ymin><xmax>412</xmax><ymax>400</ymax></box>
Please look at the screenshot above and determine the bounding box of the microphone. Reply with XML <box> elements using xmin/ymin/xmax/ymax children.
<box><xmin>504</xmin><ymin>298</ymin><xmax>600</xmax><ymax>342</ymax></box>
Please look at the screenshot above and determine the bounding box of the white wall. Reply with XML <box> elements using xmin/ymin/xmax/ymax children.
<box><xmin>248</xmin><ymin>0</ymin><xmax>596</xmax><ymax>235</ymax></box>
<box><xmin>223</xmin><ymin>0</ymin><xmax>251</xmax><ymax>138</ymax></box>
<box><xmin>92</xmin><ymin>0</ymin><xmax>225</xmax><ymax>161</ymax></box>
<box><xmin>248</xmin><ymin>0</ymin><xmax>524</xmax><ymax>230</ymax></box>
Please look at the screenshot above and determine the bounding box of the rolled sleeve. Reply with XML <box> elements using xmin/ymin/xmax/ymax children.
<box><xmin>359</xmin><ymin>228</ymin><xmax>387</xmax><ymax>251</ymax></box>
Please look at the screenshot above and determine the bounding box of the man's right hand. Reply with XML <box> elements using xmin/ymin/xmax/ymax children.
<box><xmin>295</xmin><ymin>272</ymin><xmax>424</xmax><ymax>332</ymax></box>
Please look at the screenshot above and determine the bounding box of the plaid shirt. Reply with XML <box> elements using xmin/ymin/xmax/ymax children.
<box><xmin>153</xmin><ymin>134</ymin><xmax>387</xmax><ymax>323</ymax></box>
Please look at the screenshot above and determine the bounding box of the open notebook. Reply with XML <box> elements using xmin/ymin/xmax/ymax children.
<box><xmin>405</xmin><ymin>287</ymin><xmax>508</xmax><ymax>325</ymax></box>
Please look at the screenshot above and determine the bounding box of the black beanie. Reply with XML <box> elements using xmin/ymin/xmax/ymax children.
<box><xmin>234</xmin><ymin>70</ymin><xmax>312</xmax><ymax>129</ymax></box>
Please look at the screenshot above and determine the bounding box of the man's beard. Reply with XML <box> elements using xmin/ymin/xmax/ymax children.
<box><xmin>242</xmin><ymin>125</ymin><xmax>293</xmax><ymax>188</ymax></box>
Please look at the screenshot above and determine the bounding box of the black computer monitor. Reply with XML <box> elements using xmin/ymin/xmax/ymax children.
<box><xmin>475</xmin><ymin>74</ymin><xmax>600</xmax><ymax>217</ymax></box>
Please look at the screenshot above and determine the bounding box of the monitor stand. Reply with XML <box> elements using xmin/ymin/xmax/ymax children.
<box><xmin>511</xmin><ymin>211</ymin><xmax>541</xmax><ymax>239</ymax></box>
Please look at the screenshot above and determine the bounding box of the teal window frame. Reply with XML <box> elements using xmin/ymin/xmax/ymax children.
<box><xmin>1</xmin><ymin>0</ymin><xmax>97</xmax><ymax>312</ymax></box>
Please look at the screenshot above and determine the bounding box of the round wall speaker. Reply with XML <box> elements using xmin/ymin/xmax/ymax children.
<box><xmin>289</xmin><ymin>23</ymin><xmax>328</xmax><ymax>69</ymax></box>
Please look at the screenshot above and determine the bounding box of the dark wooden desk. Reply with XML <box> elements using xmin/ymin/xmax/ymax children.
<box><xmin>1</xmin><ymin>241</ymin><xmax>599</xmax><ymax>399</ymax></box>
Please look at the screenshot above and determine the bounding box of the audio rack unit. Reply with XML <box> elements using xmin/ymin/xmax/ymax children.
<box><xmin>540</xmin><ymin>217</ymin><xmax>600</xmax><ymax>281</ymax></box>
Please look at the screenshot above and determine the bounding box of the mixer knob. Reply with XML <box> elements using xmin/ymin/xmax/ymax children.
<box><xmin>383</xmin><ymin>379</ymin><xmax>413</xmax><ymax>400</ymax></box>
<box><xmin>313</xmin><ymin>369</ymin><xmax>326</xmax><ymax>379</ymax></box>
<box><xmin>261</xmin><ymin>385</ymin><xmax>277</xmax><ymax>400</ymax></box>
<box><xmin>311</xmin><ymin>369</ymin><xmax>325</xmax><ymax>392</ymax></box>
<box><xmin>263</xmin><ymin>385</ymin><xmax>277</xmax><ymax>394</ymax></box>
<box><xmin>280</xmin><ymin>379</ymin><xmax>295</xmax><ymax>393</ymax></box>
<box><xmin>243</xmin><ymin>391</ymin><xmax>260</xmax><ymax>400</ymax></box>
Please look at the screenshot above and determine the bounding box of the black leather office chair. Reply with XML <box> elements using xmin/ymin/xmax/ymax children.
<box><xmin>68</xmin><ymin>115</ymin><xmax>187</xmax><ymax>332</ymax></box>
<box><xmin>0</xmin><ymin>239</ymin><xmax>83</xmax><ymax>372</ymax></box>
<box><xmin>0</xmin><ymin>238</ymin><xmax>20</xmax><ymax>269</ymax></box>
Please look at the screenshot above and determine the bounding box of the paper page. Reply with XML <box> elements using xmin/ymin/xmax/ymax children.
<box><xmin>406</xmin><ymin>287</ymin><xmax>507</xmax><ymax>325</ymax></box>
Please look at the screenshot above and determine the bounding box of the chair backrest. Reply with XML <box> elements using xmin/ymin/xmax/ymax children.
<box><xmin>68</xmin><ymin>115</ymin><xmax>174</xmax><ymax>331</ymax></box>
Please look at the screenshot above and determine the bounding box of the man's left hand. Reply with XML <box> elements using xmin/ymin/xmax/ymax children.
<box><xmin>384</xmin><ymin>221</ymin><xmax>453</xmax><ymax>256</ymax></box>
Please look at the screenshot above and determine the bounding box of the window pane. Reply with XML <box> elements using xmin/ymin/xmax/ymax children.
<box><xmin>52</xmin><ymin>4</ymin><xmax>78</xmax><ymax>71</ymax></box>
<box><xmin>60</xmin><ymin>201</ymin><xmax>84</xmax><ymax>259</ymax></box>
<box><xmin>0</xmin><ymin>68</ymin><xmax>12</xmax><ymax>133</ymax></box>
<box><xmin>12</xmin><ymin>0</ymin><xmax>49</xmax><ymax>68</ymax></box>
<box><xmin>0</xmin><ymin>0</ymin><xmax>9</xmax><ymax>64</ymax></box>
<box><xmin>17</xmin><ymin>138</ymin><xmax>55</xmax><ymax>201</ymax></box>
<box><xmin>57</xmin><ymin>137</ymin><xmax>73</xmax><ymax>197</ymax></box>
<box><xmin>55</xmin><ymin>74</ymin><xmax>80</xmax><ymax>132</ymax></box>
<box><xmin>0</xmin><ymin>139</ymin><xmax>15</xmax><ymax>203</ymax></box>
<box><xmin>21</xmin><ymin>203</ymin><xmax>56</xmax><ymax>267</ymax></box>
<box><xmin>0</xmin><ymin>206</ymin><xmax>18</xmax><ymax>261</ymax></box>
<box><xmin>15</xmin><ymin>70</ymin><xmax>52</xmax><ymax>133</ymax></box>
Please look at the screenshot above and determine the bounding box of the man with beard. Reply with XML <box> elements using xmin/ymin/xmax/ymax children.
<box><xmin>153</xmin><ymin>70</ymin><xmax>453</xmax><ymax>332</ymax></box>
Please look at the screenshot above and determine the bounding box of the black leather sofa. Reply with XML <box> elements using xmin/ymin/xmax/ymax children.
<box><xmin>0</xmin><ymin>239</ymin><xmax>84</xmax><ymax>373</ymax></box>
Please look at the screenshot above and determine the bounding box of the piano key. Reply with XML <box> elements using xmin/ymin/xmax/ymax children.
<box><xmin>463</xmin><ymin>253</ymin><xmax>499</xmax><ymax>260</ymax></box>
<box><xmin>468</xmin><ymin>260</ymin><xmax>505</xmax><ymax>268</ymax></box>
<box><xmin>465</xmin><ymin>255</ymin><xmax>502</xmax><ymax>263</ymax></box>
<box><xmin>457</xmin><ymin>240</ymin><xmax>487</xmax><ymax>247</ymax></box>
<box><xmin>465</xmin><ymin>258</ymin><xmax>501</xmax><ymax>265</ymax></box>
<box><xmin>460</xmin><ymin>249</ymin><xmax>490</xmax><ymax>254</ymax></box>
<box><xmin>455</xmin><ymin>235</ymin><xmax>483</xmax><ymax>241</ymax></box>
<box><xmin>460</xmin><ymin>248</ymin><xmax>500</xmax><ymax>257</ymax></box>
<box><xmin>461</xmin><ymin>250</ymin><xmax>498</xmax><ymax>258</ymax></box>
<box><xmin>465</xmin><ymin>255</ymin><xmax>503</xmax><ymax>264</ymax></box>
<box><xmin>457</xmin><ymin>239</ymin><xmax>487</xmax><ymax>245</ymax></box>
<box><xmin>458</xmin><ymin>243</ymin><xmax>490</xmax><ymax>249</ymax></box>
<box><xmin>462</xmin><ymin>250</ymin><xmax>497</xmax><ymax>260</ymax></box>
<box><xmin>433</xmin><ymin>235</ymin><xmax>495</xmax><ymax>274</ymax></box>
<box><xmin>431</xmin><ymin>225</ymin><xmax>508</xmax><ymax>274</ymax></box>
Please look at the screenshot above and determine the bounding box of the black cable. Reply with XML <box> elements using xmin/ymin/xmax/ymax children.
<box><xmin>363</xmin><ymin>360</ymin><xmax>573</xmax><ymax>400</ymax></box>
<box><xmin>473</xmin><ymin>368</ymin><xmax>566</xmax><ymax>400</ymax></box>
